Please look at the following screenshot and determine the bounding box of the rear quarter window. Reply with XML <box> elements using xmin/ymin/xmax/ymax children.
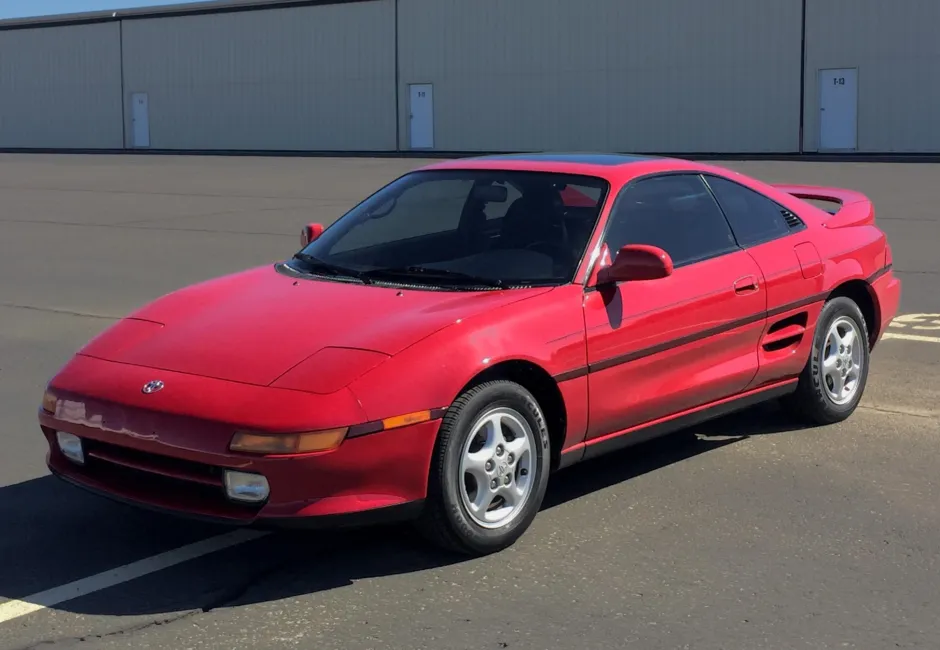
<box><xmin>703</xmin><ymin>175</ymin><xmax>792</xmax><ymax>247</ymax></box>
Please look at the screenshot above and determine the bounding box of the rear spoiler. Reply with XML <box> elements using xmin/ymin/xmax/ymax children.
<box><xmin>772</xmin><ymin>184</ymin><xmax>875</xmax><ymax>228</ymax></box>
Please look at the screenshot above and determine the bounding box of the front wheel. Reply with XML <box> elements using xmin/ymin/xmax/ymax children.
<box><xmin>417</xmin><ymin>380</ymin><xmax>551</xmax><ymax>556</ymax></box>
<box><xmin>783</xmin><ymin>296</ymin><xmax>871</xmax><ymax>425</ymax></box>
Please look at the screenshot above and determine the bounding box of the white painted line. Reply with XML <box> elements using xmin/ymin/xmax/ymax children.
<box><xmin>882</xmin><ymin>332</ymin><xmax>940</xmax><ymax>344</ymax></box>
<box><xmin>888</xmin><ymin>313</ymin><xmax>940</xmax><ymax>330</ymax></box>
<box><xmin>0</xmin><ymin>529</ymin><xmax>269</xmax><ymax>624</ymax></box>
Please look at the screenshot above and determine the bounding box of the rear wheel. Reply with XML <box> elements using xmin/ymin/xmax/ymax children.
<box><xmin>783</xmin><ymin>296</ymin><xmax>870</xmax><ymax>425</ymax></box>
<box><xmin>417</xmin><ymin>380</ymin><xmax>551</xmax><ymax>556</ymax></box>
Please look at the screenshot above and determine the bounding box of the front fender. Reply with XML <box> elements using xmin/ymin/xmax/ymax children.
<box><xmin>347</xmin><ymin>285</ymin><xmax>587</xmax><ymax>422</ymax></box>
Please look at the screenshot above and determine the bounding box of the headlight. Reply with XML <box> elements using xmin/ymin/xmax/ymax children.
<box><xmin>229</xmin><ymin>428</ymin><xmax>348</xmax><ymax>455</ymax></box>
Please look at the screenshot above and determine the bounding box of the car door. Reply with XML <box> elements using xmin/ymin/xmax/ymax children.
<box><xmin>583</xmin><ymin>173</ymin><xmax>767</xmax><ymax>442</ymax></box>
<box><xmin>701</xmin><ymin>174</ymin><xmax>827</xmax><ymax>389</ymax></box>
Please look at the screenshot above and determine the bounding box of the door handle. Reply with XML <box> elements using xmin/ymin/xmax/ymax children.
<box><xmin>733</xmin><ymin>275</ymin><xmax>759</xmax><ymax>294</ymax></box>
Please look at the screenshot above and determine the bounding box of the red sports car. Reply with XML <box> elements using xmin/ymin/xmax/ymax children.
<box><xmin>39</xmin><ymin>153</ymin><xmax>901</xmax><ymax>555</ymax></box>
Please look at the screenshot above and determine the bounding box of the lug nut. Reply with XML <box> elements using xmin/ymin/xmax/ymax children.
<box><xmin>507</xmin><ymin>453</ymin><xmax>514</xmax><ymax>464</ymax></box>
<box><xmin>490</xmin><ymin>479</ymin><xmax>498</xmax><ymax>489</ymax></box>
<box><xmin>485</xmin><ymin>460</ymin><xmax>494</xmax><ymax>471</ymax></box>
<box><xmin>496</xmin><ymin>445</ymin><xmax>504</xmax><ymax>456</ymax></box>
<box><xmin>504</xmin><ymin>475</ymin><xmax>511</xmax><ymax>485</ymax></box>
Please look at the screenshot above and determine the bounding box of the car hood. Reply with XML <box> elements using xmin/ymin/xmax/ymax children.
<box><xmin>78</xmin><ymin>264</ymin><xmax>553</xmax><ymax>386</ymax></box>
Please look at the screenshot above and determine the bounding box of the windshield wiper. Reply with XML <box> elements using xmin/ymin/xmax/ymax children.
<box><xmin>291</xmin><ymin>253</ymin><xmax>372</xmax><ymax>284</ymax></box>
<box><xmin>365</xmin><ymin>265</ymin><xmax>507</xmax><ymax>289</ymax></box>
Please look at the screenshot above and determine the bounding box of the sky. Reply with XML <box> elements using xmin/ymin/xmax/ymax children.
<box><xmin>0</xmin><ymin>1</ymin><xmax>214</xmax><ymax>20</ymax></box>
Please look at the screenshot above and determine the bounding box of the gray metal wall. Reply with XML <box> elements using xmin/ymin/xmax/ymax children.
<box><xmin>0</xmin><ymin>22</ymin><xmax>123</xmax><ymax>149</ymax></box>
<box><xmin>804</xmin><ymin>0</ymin><xmax>940</xmax><ymax>153</ymax></box>
<box><xmin>3</xmin><ymin>0</ymin><xmax>940</xmax><ymax>154</ymax></box>
<box><xmin>396</xmin><ymin>0</ymin><xmax>803</xmax><ymax>153</ymax></box>
<box><xmin>121</xmin><ymin>0</ymin><xmax>397</xmax><ymax>151</ymax></box>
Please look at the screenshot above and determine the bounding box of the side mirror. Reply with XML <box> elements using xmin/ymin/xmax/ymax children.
<box><xmin>596</xmin><ymin>244</ymin><xmax>673</xmax><ymax>285</ymax></box>
<box><xmin>300</xmin><ymin>223</ymin><xmax>324</xmax><ymax>247</ymax></box>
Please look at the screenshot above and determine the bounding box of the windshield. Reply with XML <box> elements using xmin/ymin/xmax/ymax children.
<box><xmin>288</xmin><ymin>169</ymin><xmax>610</xmax><ymax>289</ymax></box>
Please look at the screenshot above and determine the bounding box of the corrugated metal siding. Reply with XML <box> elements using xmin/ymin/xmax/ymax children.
<box><xmin>804</xmin><ymin>0</ymin><xmax>940</xmax><ymax>153</ymax></box>
<box><xmin>8</xmin><ymin>0</ymin><xmax>940</xmax><ymax>155</ymax></box>
<box><xmin>120</xmin><ymin>0</ymin><xmax>396</xmax><ymax>151</ymax></box>
<box><xmin>397</xmin><ymin>0</ymin><xmax>802</xmax><ymax>153</ymax></box>
<box><xmin>0</xmin><ymin>23</ymin><xmax>123</xmax><ymax>149</ymax></box>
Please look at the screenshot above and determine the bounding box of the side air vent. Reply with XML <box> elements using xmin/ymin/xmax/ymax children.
<box><xmin>781</xmin><ymin>209</ymin><xmax>805</xmax><ymax>229</ymax></box>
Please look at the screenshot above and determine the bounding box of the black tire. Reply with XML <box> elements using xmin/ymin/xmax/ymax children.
<box><xmin>782</xmin><ymin>296</ymin><xmax>871</xmax><ymax>425</ymax></box>
<box><xmin>416</xmin><ymin>380</ymin><xmax>552</xmax><ymax>556</ymax></box>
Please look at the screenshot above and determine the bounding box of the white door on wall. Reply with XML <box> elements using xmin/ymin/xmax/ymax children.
<box><xmin>131</xmin><ymin>92</ymin><xmax>151</xmax><ymax>148</ymax></box>
<box><xmin>818</xmin><ymin>68</ymin><xmax>858</xmax><ymax>151</ymax></box>
<box><xmin>409</xmin><ymin>84</ymin><xmax>434</xmax><ymax>149</ymax></box>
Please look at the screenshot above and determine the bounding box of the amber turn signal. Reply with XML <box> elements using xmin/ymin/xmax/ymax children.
<box><xmin>41</xmin><ymin>390</ymin><xmax>57</xmax><ymax>414</ymax></box>
<box><xmin>381</xmin><ymin>410</ymin><xmax>432</xmax><ymax>430</ymax></box>
<box><xmin>229</xmin><ymin>428</ymin><xmax>348</xmax><ymax>455</ymax></box>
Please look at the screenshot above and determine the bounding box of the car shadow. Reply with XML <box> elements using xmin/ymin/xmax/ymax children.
<box><xmin>0</xmin><ymin>402</ymin><xmax>813</xmax><ymax>622</ymax></box>
<box><xmin>543</xmin><ymin>398</ymin><xmax>809</xmax><ymax>509</ymax></box>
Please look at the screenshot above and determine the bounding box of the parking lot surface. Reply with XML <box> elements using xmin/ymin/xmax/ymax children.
<box><xmin>0</xmin><ymin>154</ymin><xmax>938</xmax><ymax>650</ymax></box>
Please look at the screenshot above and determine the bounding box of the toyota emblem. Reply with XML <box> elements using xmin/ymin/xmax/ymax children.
<box><xmin>142</xmin><ymin>380</ymin><xmax>164</xmax><ymax>394</ymax></box>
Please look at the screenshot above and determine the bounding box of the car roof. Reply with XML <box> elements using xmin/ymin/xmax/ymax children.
<box><xmin>419</xmin><ymin>152</ymin><xmax>700</xmax><ymax>180</ymax></box>
<box><xmin>468</xmin><ymin>153</ymin><xmax>656</xmax><ymax>166</ymax></box>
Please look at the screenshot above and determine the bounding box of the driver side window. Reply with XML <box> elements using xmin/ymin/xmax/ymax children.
<box><xmin>603</xmin><ymin>174</ymin><xmax>739</xmax><ymax>268</ymax></box>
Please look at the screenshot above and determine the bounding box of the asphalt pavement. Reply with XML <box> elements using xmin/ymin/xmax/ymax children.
<box><xmin>0</xmin><ymin>154</ymin><xmax>938</xmax><ymax>650</ymax></box>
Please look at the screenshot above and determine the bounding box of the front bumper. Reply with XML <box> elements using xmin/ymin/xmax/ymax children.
<box><xmin>39</xmin><ymin>356</ymin><xmax>441</xmax><ymax>527</ymax></box>
<box><xmin>41</xmin><ymin>420</ymin><xmax>438</xmax><ymax>527</ymax></box>
<box><xmin>46</xmin><ymin>457</ymin><xmax>427</xmax><ymax>529</ymax></box>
